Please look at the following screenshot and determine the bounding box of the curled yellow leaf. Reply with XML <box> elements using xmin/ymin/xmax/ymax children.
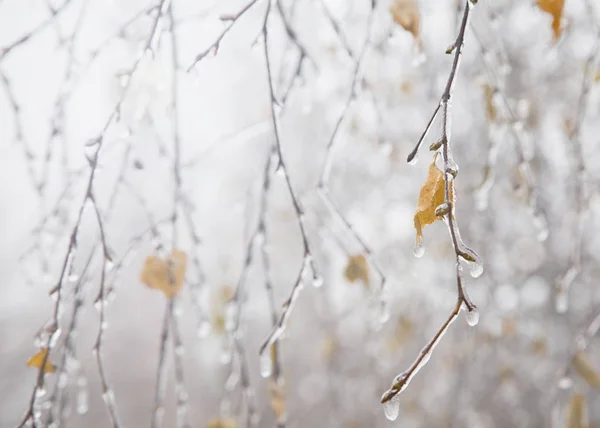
<box><xmin>140</xmin><ymin>249</ymin><xmax>187</xmax><ymax>299</ymax></box>
<box><xmin>537</xmin><ymin>0</ymin><xmax>565</xmax><ymax>40</ymax></box>
<box><xmin>344</xmin><ymin>254</ymin><xmax>370</xmax><ymax>288</ymax></box>
<box><xmin>27</xmin><ymin>348</ymin><xmax>56</xmax><ymax>374</ymax></box>
<box><xmin>414</xmin><ymin>155</ymin><xmax>454</xmax><ymax>246</ymax></box>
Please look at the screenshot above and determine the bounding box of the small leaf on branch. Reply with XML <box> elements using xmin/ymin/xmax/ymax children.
<box><xmin>27</xmin><ymin>348</ymin><xmax>56</xmax><ymax>373</ymax></box>
<box><xmin>414</xmin><ymin>155</ymin><xmax>454</xmax><ymax>246</ymax></box>
<box><xmin>140</xmin><ymin>249</ymin><xmax>187</xmax><ymax>298</ymax></box>
<box><xmin>344</xmin><ymin>254</ymin><xmax>370</xmax><ymax>288</ymax></box>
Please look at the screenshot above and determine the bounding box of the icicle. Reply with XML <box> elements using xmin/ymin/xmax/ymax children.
<box><xmin>77</xmin><ymin>376</ymin><xmax>89</xmax><ymax>415</ymax></box>
<box><xmin>259</xmin><ymin>349</ymin><xmax>273</xmax><ymax>378</ymax></box>
<box><xmin>465</xmin><ymin>307</ymin><xmax>480</xmax><ymax>327</ymax></box>
<box><xmin>413</xmin><ymin>241</ymin><xmax>425</xmax><ymax>258</ymax></box>
<box><xmin>382</xmin><ymin>394</ymin><xmax>400</xmax><ymax>421</ymax></box>
<box><xmin>408</xmin><ymin>153</ymin><xmax>419</xmax><ymax>166</ymax></box>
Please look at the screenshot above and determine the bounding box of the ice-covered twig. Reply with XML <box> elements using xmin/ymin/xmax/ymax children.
<box><xmin>17</xmin><ymin>0</ymin><xmax>172</xmax><ymax>425</ymax></box>
<box><xmin>381</xmin><ymin>300</ymin><xmax>461</xmax><ymax>419</ymax></box>
<box><xmin>258</xmin><ymin>0</ymin><xmax>318</xmax><ymax>362</ymax></box>
<box><xmin>315</xmin><ymin>0</ymin><xmax>354</xmax><ymax>59</ymax></box>
<box><xmin>471</xmin><ymin>27</ymin><xmax>548</xmax><ymax>240</ymax></box>
<box><xmin>381</xmin><ymin>1</ymin><xmax>482</xmax><ymax>417</ymax></box>
<box><xmin>0</xmin><ymin>0</ymin><xmax>73</xmax><ymax>62</ymax></box>
<box><xmin>316</xmin><ymin>3</ymin><xmax>389</xmax><ymax>321</ymax></box>
<box><xmin>555</xmin><ymin>0</ymin><xmax>600</xmax><ymax>314</ymax></box>
<box><xmin>186</xmin><ymin>0</ymin><xmax>261</xmax><ymax>71</ymax></box>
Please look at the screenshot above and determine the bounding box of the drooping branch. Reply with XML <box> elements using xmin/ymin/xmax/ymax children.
<box><xmin>381</xmin><ymin>0</ymin><xmax>482</xmax><ymax>418</ymax></box>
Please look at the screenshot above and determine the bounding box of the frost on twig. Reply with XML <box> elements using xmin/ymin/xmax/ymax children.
<box><xmin>381</xmin><ymin>0</ymin><xmax>483</xmax><ymax>420</ymax></box>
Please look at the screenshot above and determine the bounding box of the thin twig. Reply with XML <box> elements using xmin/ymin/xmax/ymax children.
<box><xmin>258</xmin><ymin>0</ymin><xmax>318</xmax><ymax>364</ymax></box>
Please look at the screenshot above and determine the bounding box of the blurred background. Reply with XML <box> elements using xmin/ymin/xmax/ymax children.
<box><xmin>1</xmin><ymin>0</ymin><xmax>600</xmax><ymax>427</ymax></box>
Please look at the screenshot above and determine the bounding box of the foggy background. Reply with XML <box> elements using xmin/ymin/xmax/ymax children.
<box><xmin>1</xmin><ymin>0</ymin><xmax>600</xmax><ymax>427</ymax></box>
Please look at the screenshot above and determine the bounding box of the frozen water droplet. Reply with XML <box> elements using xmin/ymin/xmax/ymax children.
<box><xmin>312</xmin><ymin>274</ymin><xmax>324</xmax><ymax>288</ymax></box>
<box><xmin>77</xmin><ymin>378</ymin><xmax>89</xmax><ymax>415</ymax></box>
<box><xmin>555</xmin><ymin>291</ymin><xmax>568</xmax><ymax>314</ymax></box>
<box><xmin>465</xmin><ymin>307</ymin><xmax>480</xmax><ymax>327</ymax></box>
<box><xmin>379</xmin><ymin>300</ymin><xmax>390</xmax><ymax>324</ymax></box>
<box><xmin>259</xmin><ymin>350</ymin><xmax>273</xmax><ymax>378</ymax></box>
<box><xmin>35</xmin><ymin>387</ymin><xmax>47</xmax><ymax>399</ymax></box>
<box><xmin>224</xmin><ymin>302</ymin><xmax>236</xmax><ymax>332</ymax></box>
<box><xmin>174</xmin><ymin>345</ymin><xmax>184</xmax><ymax>356</ymax></box>
<box><xmin>58</xmin><ymin>372</ymin><xmax>69</xmax><ymax>388</ymax></box>
<box><xmin>558</xmin><ymin>376</ymin><xmax>573</xmax><ymax>389</ymax></box>
<box><xmin>413</xmin><ymin>241</ymin><xmax>425</xmax><ymax>258</ymax></box>
<box><xmin>275</xmin><ymin>163</ymin><xmax>286</xmax><ymax>177</ymax></box>
<box><xmin>468</xmin><ymin>260</ymin><xmax>483</xmax><ymax>278</ymax></box>
<box><xmin>197</xmin><ymin>320</ymin><xmax>211</xmax><ymax>338</ymax></box>
<box><xmin>382</xmin><ymin>394</ymin><xmax>400</xmax><ymax>421</ymax></box>
<box><xmin>408</xmin><ymin>153</ymin><xmax>419</xmax><ymax>166</ymax></box>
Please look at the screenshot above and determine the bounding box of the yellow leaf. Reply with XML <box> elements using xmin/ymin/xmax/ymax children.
<box><xmin>269</xmin><ymin>379</ymin><xmax>286</xmax><ymax>422</ymax></box>
<box><xmin>482</xmin><ymin>83</ymin><xmax>497</xmax><ymax>122</ymax></box>
<box><xmin>566</xmin><ymin>392</ymin><xmax>585</xmax><ymax>428</ymax></box>
<box><xmin>344</xmin><ymin>254</ymin><xmax>370</xmax><ymax>288</ymax></box>
<box><xmin>537</xmin><ymin>0</ymin><xmax>565</xmax><ymax>40</ymax></box>
<box><xmin>211</xmin><ymin>285</ymin><xmax>234</xmax><ymax>335</ymax></box>
<box><xmin>206</xmin><ymin>417</ymin><xmax>237</xmax><ymax>428</ymax></box>
<box><xmin>572</xmin><ymin>351</ymin><xmax>600</xmax><ymax>390</ymax></box>
<box><xmin>414</xmin><ymin>155</ymin><xmax>454</xmax><ymax>246</ymax></box>
<box><xmin>390</xmin><ymin>0</ymin><xmax>420</xmax><ymax>41</ymax></box>
<box><xmin>140</xmin><ymin>249</ymin><xmax>187</xmax><ymax>298</ymax></box>
<box><xmin>27</xmin><ymin>348</ymin><xmax>56</xmax><ymax>374</ymax></box>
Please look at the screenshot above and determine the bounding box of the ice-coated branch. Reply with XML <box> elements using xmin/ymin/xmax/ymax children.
<box><xmin>16</xmin><ymin>0</ymin><xmax>172</xmax><ymax>426</ymax></box>
<box><xmin>555</xmin><ymin>0</ymin><xmax>600</xmax><ymax>314</ymax></box>
<box><xmin>381</xmin><ymin>1</ymin><xmax>482</xmax><ymax>419</ymax></box>
<box><xmin>258</xmin><ymin>0</ymin><xmax>319</xmax><ymax>366</ymax></box>
<box><xmin>381</xmin><ymin>300</ymin><xmax>462</xmax><ymax>420</ymax></box>
<box><xmin>316</xmin><ymin>2</ymin><xmax>389</xmax><ymax>323</ymax></box>
<box><xmin>186</xmin><ymin>0</ymin><xmax>261</xmax><ymax>71</ymax></box>
<box><xmin>471</xmin><ymin>27</ymin><xmax>548</xmax><ymax>240</ymax></box>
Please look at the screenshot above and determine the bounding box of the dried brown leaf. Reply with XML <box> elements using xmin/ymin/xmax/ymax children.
<box><xmin>206</xmin><ymin>417</ymin><xmax>237</xmax><ymax>428</ymax></box>
<box><xmin>344</xmin><ymin>254</ymin><xmax>370</xmax><ymax>288</ymax></box>
<box><xmin>572</xmin><ymin>351</ymin><xmax>600</xmax><ymax>390</ymax></box>
<box><xmin>566</xmin><ymin>392</ymin><xmax>585</xmax><ymax>428</ymax></box>
<box><xmin>537</xmin><ymin>0</ymin><xmax>565</xmax><ymax>40</ymax></box>
<box><xmin>390</xmin><ymin>0</ymin><xmax>420</xmax><ymax>41</ymax></box>
<box><xmin>414</xmin><ymin>156</ymin><xmax>454</xmax><ymax>245</ymax></box>
<box><xmin>26</xmin><ymin>348</ymin><xmax>56</xmax><ymax>374</ymax></box>
<box><xmin>140</xmin><ymin>249</ymin><xmax>187</xmax><ymax>299</ymax></box>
